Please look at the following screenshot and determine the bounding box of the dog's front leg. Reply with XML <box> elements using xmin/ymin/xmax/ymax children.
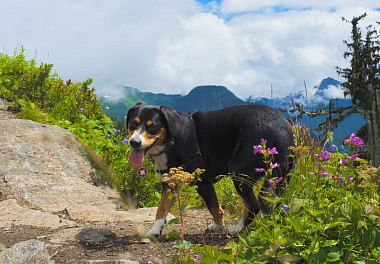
<box><xmin>146</xmin><ymin>182</ymin><xmax>175</xmax><ymax>237</ymax></box>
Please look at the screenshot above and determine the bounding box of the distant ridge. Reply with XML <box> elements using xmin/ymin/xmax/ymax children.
<box><xmin>173</xmin><ymin>85</ymin><xmax>247</xmax><ymax>112</ymax></box>
<box><xmin>99</xmin><ymin>85</ymin><xmax>247</xmax><ymax>120</ymax></box>
<box><xmin>98</xmin><ymin>77</ymin><xmax>366</xmax><ymax>145</ymax></box>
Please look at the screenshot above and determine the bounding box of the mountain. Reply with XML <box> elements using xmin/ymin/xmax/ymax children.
<box><xmin>99</xmin><ymin>78</ymin><xmax>366</xmax><ymax>144</ymax></box>
<box><xmin>173</xmin><ymin>85</ymin><xmax>247</xmax><ymax>112</ymax></box>
<box><xmin>247</xmin><ymin>77</ymin><xmax>350</xmax><ymax>110</ymax></box>
<box><xmin>99</xmin><ymin>85</ymin><xmax>246</xmax><ymax>120</ymax></box>
<box><xmin>99</xmin><ymin>86</ymin><xmax>180</xmax><ymax>120</ymax></box>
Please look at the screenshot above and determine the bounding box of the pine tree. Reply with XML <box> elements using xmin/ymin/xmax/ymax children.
<box><xmin>337</xmin><ymin>14</ymin><xmax>380</xmax><ymax>166</ymax></box>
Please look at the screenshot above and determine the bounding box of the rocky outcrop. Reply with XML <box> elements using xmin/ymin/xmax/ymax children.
<box><xmin>0</xmin><ymin>99</ymin><xmax>173</xmax><ymax>263</ymax></box>
<box><xmin>0</xmin><ymin>118</ymin><xmax>122</xmax><ymax>213</ymax></box>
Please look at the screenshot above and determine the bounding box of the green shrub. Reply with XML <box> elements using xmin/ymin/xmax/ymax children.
<box><xmin>0</xmin><ymin>48</ymin><xmax>160</xmax><ymax>207</ymax></box>
<box><xmin>189</xmin><ymin>126</ymin><xmax>379</xmax><ymax>263</ymax></box>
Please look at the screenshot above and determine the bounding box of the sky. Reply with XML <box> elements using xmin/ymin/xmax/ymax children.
<box><xmin>1</xmin><ymin>0</ymin><xmax>379</xmax><ymax>100</ymax></box>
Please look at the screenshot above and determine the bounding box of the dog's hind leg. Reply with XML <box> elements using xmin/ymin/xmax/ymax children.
<box><xmin>196</xmin><ymin>180</ymin><xmax>225</xmax><ymax>232</ymax></box>
<box><xmin>146</xmin><ymin>182</ymin><xmax>176</xmax><ymax>237</ymax></box>
<box><xmin>227</xmin><ymin>179</ymin><xmax>261</xmax><ymax>236</ymax></box>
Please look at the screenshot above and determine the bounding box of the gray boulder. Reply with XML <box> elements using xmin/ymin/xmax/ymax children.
<box><xmin>0</xmin><ymin>240</ymin><xmax>54</xmax><ymax>264</ymax></box>
<box><xmin>0</xmin><ymin>118</ymin><xmax>122</xmax><ymax>214</ymax></box>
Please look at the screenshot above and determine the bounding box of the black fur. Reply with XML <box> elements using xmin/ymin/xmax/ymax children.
<box><xmin>127</xmin><ymin>103</ymin><xmax>294</xmax><ymax>229</ymax></box>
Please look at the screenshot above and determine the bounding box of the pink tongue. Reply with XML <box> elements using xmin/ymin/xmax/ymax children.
<box><xmin>129</xmin><ymin>149</ymin><xmax>145</xmax><ymax>167</ymax></box>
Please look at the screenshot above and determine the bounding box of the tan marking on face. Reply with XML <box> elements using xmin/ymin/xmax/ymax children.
<box><xmin>146</xmin><ymin>120</ymin><xmax>153</xmax><ymax>126</ymax></box>
<box><xmin>142</xmin><ymin>128</ymin><xmax>166</xmax><ymax>147</ymax></box>
<box><xmin>134</xmin><ymin>117</ymin><xmax>140</xmax><ymax>123</ymax></box>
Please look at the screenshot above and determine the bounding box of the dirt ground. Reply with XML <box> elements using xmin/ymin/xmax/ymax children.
<box><xmin>0</xmin><ymin>208</ymin><xmax>239</xmax><ymax>264</ymax></box>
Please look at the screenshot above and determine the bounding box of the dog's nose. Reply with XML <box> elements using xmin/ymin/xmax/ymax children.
<box><xmin>129</xmin><ymin>138</ymin><xmax>142</xmax><ymax>149</ymax></box>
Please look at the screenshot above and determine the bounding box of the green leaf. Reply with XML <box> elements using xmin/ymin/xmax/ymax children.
<box><xmin>176</xmin><ymin>240</ymin><xmax>193</xmax><ymax>254</ymax></box>
<box><xmin>322</xmin><ymin>240</ymin><xmax>338</xmax><ymax>247</ymax></box>
<box><xmin>182</xmin><ymin>204</ymin><xmax>193</xmax><ymax>212</ymax></box>
<box><xmin>260</xmin><ymin>196</ymin><xmax>282</xmax><ymax>204</ymax></box>
<box><xmin>165</xmin><ymin>218</ymin><xmax>179</xmax><ymax>227</ymax></box>
<box><xmin>327</xmin><ymin>252</ymin><xmax>340</xmax><ymax>262</ymax></box>
<box><xmin>166</xmin><ymin>230</ymin><xmax>181</xmax><ymax>239</ymax></box>
<box><xmin>194</xmin><ymin>245</ymin><xmax>234</xmax><ymax>264</ymax></box>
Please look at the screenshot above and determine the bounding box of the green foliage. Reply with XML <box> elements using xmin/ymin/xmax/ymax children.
<box><xmin>215</xmin><ymin>177</ymin><xmax>244</xmax><ymax>218</ymax></box>
<box><xmin>181</xmin><ymin>125</ymin><xmax>379</xmax><ymax>263</ymax></box>
<box><xmin>0</xmin><ymin>48</ymin><xmax>160</xmax><ymax>207</ymax></box>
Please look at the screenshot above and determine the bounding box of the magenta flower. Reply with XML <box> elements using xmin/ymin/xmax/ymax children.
<box><xmin>261</xmin><ymin>138</ymin><xmax>267</xmax><ymax>145</ymax></box>
<box><xmin>341</xmin><ymin>159</ymin><xmax>347</xmax><ymax>164</ymax></box>
<box><xmin>270</xmin><ymin>162</ymin><xmax>280</xmax><ymax>169</ymax></box>
<box><xmin>268</xmin><ymin>147</ymin><xmax>278</xmax><ymax>155</ymax></box>
<box><xmin>349</xmin><ymin>153</ymin><xmax>359</xmax><ymax>160</ymax></box>
<box><xmin>268</xmin><ymin>179</ymin><xmax>275</xmax><ymax>189</ymax></box>
<box><xmin>253</xmin><ymin>145</ymin><xmax>263</xmax><ymax>155</ymax></box>
<box><xmin>344</xmin><ymin>133</ymin><xmax>364</xmax><ymax>148</ymax></box>
<box><xmin>321</xmin><ymin>151</ymin><xmax>329</xmax><ymax>161</ymax></box>
<box><xmin>352</xmin><ymin>137</ymin><xmax>364</xmax><ymax>147</ymax></box>
<box><xmin>349</xmin><ymin>175</ymin><xmax>354</xmax><ymax>182</ymax></box>
<box><xmin>275</xmin><ymin>177</ymin><xmax>283</xmax><ymax>183</ymax></box>
<box><xmin>337</xmin><ymin>177</ymin><xmax>344</xmax><ymax>184</ymax></box>
<box><xmin>255</xmin><ymin>168</ymin><xmax>264</xmax><ymax>172</ymax></box>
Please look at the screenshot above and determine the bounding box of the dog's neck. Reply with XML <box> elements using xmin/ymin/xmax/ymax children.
<box><xmin>150</xmin><ymin>114</ymin><xmax>205</xmax><ymax>173</ymax></box>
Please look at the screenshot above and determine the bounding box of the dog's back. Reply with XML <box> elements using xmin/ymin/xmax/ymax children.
<box><xmin>192</xmin><ymin>104</ymin><xmax>293</xmax><ymax>180</ymax></box>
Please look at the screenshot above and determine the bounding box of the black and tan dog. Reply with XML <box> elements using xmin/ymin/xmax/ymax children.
<box><xmin>127</xmin><ymin>103</ymin><xmax>293</xmax><ymax>237</ymax></box>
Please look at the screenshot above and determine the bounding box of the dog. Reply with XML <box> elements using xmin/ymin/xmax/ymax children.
<box><xmin>127</xmin><ymin>103</ymin><xmax>294</xmax><ymax>237</ymax></box>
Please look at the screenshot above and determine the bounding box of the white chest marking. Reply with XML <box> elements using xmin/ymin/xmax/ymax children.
<box><xmin>150</xmin><ymin>152</ymin><xmax>168</xmax><ymax>180</ymax></box>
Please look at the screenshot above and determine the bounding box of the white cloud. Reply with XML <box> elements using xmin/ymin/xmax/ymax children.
<box><xmin>0</xmin><ymin>0</ymin><xmax>379</xmax><ymax>100</ymax></box>
<box><xmin>325</xmin><ymin>85</ymin><xmax>346</xmax><ymax>98</ymax></box>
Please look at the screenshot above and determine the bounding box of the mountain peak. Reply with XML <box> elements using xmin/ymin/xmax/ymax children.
<box><xmin>317</xmin><ymin>77</ymin><xmax>341</xmax><ymax>90</ymax></box>
<box><xmin>188</xmin><ymin>85</ymin><xmax>232</xmax><ymax>96</ymax></box>
<box><xmin>174</xmin><ymin>85</ymin><xmax>247</xmax><ymax>112</ymax></box>
<box><xmin>314</xmin><ymin>77</ymin><xmax>342</xmax><ymax>98</ymax></box>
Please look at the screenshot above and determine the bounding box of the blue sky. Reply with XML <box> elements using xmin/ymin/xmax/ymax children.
<box><xmin>1</xmin><ymin>0</ymin><xmax>379</xmax><ymax>99</ymax></box>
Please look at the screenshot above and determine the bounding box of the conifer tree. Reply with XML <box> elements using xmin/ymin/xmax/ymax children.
<box><xmin>337</xmin><ymin>14</ymin><xmax>380</xmax><ymax>166</ymax></box>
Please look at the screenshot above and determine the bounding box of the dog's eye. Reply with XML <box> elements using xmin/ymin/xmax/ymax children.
<box><xmin>147</xmin><ymin>123</ymin><xmax>159</xmax><ymax>133</ymax></box>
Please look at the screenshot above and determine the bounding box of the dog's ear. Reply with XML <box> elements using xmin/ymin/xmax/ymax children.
<box><xmin>160</xmin><ymin>106</ymin><xmax>181</xmax><ymax>138</ymax></box>
<box><xmin>126</xmin><ymin>102</ymin><xmax>143</xmax><ymax>126</ymax></box>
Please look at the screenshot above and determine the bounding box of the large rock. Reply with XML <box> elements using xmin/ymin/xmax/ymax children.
<box><xmin>0</xmin><ymin>240</ymin><xmax>54</xmax><ymax>264</ymax></box>
<box><xmin>0</xmin><ymin>118</ymin><xmax>121</xmax><ymax>214</ymax></box>
<box><xmin>0</xmin><ymin>199</ymin><xmax>75</xmax><ymax>229</ymax></box>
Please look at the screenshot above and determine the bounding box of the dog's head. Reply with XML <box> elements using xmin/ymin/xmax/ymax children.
<box><xmin>126</xmin><ymin>102</ymin><xmax>181</xmax><ymax>167</ymax></box>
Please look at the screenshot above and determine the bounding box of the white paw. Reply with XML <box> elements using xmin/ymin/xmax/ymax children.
<box><xmin>207</xmin><ymin>222</ymin><xmax>223</xmax><ymax>232</ymax></box>
<box><xmin>146</xmin><ymin>219</ymin><xmax>165</xmax><ymax>237</ymax></box>
<box><xmin>225</xmin><ymin>218</ymin><xmax>244</xmax><ymax>236</ymax></box>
